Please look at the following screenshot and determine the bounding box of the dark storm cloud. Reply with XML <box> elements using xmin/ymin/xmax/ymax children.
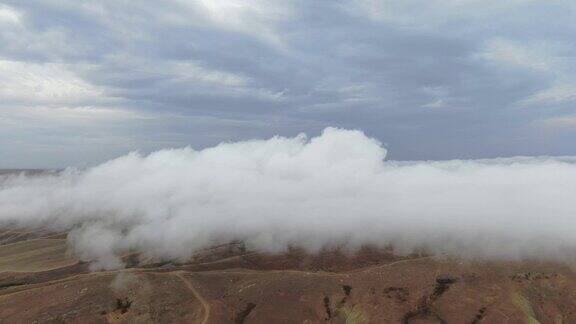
<box><xmin>2</xmin><ymin>0</ymin><xmax>576</xmax><ymax>167</ymax></box>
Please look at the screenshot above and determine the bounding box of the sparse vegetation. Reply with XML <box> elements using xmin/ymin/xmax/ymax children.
<box><xmin>114</xmin><ymin>297</ymin><xmax>132</xmax><ymax>314</ymax></box>
<box><xmin>512</xmin><ymin>292</ymin><xmax>540</xmax><ymax>324</ymax></box>
<box><xmin>342</xmin><ymin>305</ymin><xmax>368</xmax><ymax>324</ymax></box>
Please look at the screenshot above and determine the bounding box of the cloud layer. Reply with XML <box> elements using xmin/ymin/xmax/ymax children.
<box><xmin>2</xmin><ymin>128</ymin><xmax>576</xmax><ymax>269</ymax></box>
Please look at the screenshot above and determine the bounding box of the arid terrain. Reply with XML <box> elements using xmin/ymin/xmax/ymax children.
<box><xmin>1</xmin><ymin>228</ymin><xmax>576</xmax><ymax>323</ymax></box>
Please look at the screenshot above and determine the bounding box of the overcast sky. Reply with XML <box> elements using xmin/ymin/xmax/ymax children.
<box><xmin>1</xmin><ymin>0</ymin><xmax>576</xmax><ymax>168</ymax></box>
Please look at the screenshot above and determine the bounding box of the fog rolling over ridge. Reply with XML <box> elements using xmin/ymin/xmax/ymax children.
<box><xmin>1</xmin><ymin>128</ymin><xmax>576</xmax><ymax>270</ymax></box>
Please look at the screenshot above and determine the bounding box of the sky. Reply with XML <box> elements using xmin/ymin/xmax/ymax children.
<box><xmin>1</xmin><ymin>0</ymin><xmax>576</xmax><ymax>168</ymax></box>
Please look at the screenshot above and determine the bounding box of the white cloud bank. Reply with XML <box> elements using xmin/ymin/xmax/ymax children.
<box><xmin>2</xmin><ymin>128</ymin><xmax>576</xmax><ymax>270</ymax></box>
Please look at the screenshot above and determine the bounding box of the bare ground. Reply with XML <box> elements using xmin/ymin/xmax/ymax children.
<box><xmin>1</xmin><ymin>230</ymin><xmax>576</xmax><ymax>323</ymax></box>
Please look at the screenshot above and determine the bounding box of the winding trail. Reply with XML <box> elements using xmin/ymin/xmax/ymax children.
<box><xmin>175</xmin><ymin>271</ymin><xmax>211</xmax><ymax>324</ymax></box>
<box><xmin>0</xmin><ymin>255</ymin><xmax>435</xmax><ymax>300</ymax></box>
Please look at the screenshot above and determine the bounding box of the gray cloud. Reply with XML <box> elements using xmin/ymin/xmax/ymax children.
<box><xmin>2</xmin><ymin>0</ymin><xmax>576</xmax><ymax>167</ymax></box>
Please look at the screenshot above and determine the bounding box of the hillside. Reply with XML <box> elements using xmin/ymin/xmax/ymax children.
<box><xmin>1</xmin><ymin>229</ymin><xmax>575</xmax><ymax>323</ymax></box>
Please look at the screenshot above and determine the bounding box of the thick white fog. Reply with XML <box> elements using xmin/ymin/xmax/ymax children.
<box><xmin>2</xmin><ymin>128</ymin><xmax>576</xmax><ymax>270</ymax></box>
